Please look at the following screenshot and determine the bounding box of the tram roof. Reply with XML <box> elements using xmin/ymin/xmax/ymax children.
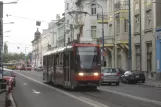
<box><xmin>43</xmin><ymin>45</ymin><xmax>73</xmax><ymax>56</ymax></box>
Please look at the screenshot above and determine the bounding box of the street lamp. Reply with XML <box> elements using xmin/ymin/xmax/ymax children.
<box><xmin>3</xmin><ymin>22</ymin><xmax>14</xmax><ymax>24</ymax></box>
<box><xmin>3</xmin><ymin>30</ymin><xmax>11</xmax><ymax>33</ymax></box>
<box><xmin>3</xmin><ymin>1</ymin><xmax>18</xmax><ymax>4</ymax></box>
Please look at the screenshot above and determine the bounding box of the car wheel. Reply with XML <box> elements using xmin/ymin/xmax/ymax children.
<box><xmin>142</xmin><ymin>80</ymin><xmax>145</xmax><ymax>83</ymax></box>
<box><xmin>116</xmin><ymin>82</ymin><xmax>120</xmax><ymax>86</ymax></box>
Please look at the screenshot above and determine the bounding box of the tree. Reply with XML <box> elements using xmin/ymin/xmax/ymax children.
<box><xmin>4</xmin><ymin>42</ymin><xmax>8</xmax><ymax>55</ymax></box>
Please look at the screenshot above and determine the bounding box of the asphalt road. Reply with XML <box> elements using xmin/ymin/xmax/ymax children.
<box><xmin>12</xmin><ymin>70</ymin><xmax>161</xmax><ymax>107</ymax></box>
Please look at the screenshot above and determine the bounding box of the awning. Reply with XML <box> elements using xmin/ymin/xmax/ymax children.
<box><xmin>100</xmin><ymin>43</ymin><xmax>114</xmax><ymax>52</ymax></box>
<box><xmin>116</xmin><ymin>41</ymin><xmax>129</xmax><ymax>51</ymax></box>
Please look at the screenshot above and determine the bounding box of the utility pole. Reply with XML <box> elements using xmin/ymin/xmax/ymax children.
<box><xmin>128</xmin><ymin>0</ymin><xmax>132</xmax><ymax>71</ymax></box>
<box><xmin>139</xmin><ymin>0</ymin><xmax>142</xmax><ymax>72</ymax></box>
<box><xmin>113</xmin><ymin>0</ymin><xmax>116</xmax><ymax>68</ymax></box>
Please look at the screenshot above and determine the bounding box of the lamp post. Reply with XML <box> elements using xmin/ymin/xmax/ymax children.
<box><xmin>139</xmin><ymin>0</ymin><xmax>142</xmax><ymax>72</ymax></box>
<box><xmin>128</xmin><ymin>0</ymin><xmax>132</xmax><ymax>71</ymax></box>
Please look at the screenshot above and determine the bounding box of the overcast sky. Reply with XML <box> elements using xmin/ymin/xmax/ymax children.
<box><xmin>2</xmin><ymin>0</ymin><xmax>64</xmax><ymax>54</ymax></box>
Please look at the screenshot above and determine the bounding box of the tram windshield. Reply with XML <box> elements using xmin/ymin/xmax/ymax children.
<box><xmin>76</xmin><ymin>46</ymin><xmax>99</xmax><ymax>69</ymax></box>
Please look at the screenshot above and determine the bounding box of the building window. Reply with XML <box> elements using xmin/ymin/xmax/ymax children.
<box><xmin>91</xmin><ymin>26</ymin><xmax>96</xmax><ymax>38</ymax></box>
<box><xmin>116</xmin><ymin>15</ymin><xmax>120</xmax><ymax>33</ymax></box>
<box><xmin>109</xmin><ymin>24</ymin><xmax>112</xmax><ymax>36</ymax></box>
<box><xmin>145</xmin><ymin>9</ymin><xmax>152</xmax><ymax>29</ymax></box>
<box><xmin>124</xmin><ymin>19</ymin><xmax>128</xmax><ymax>32</ymax></box>
<box><xmin>147</xmin><ymin>42</ymin><xmax>152</xmax><ymax>74</ymax></box>
<box><xmin>67</xmin><ymin>3</ymin><xmax>69</xmax><ymax>10</ymax></box>
<box><xmin>135</xmin><ymin>45</ymin><xmax>140</xmax><ymax>70</ymax></box>
<box><xmin>117</xmin><ymin>48</ymin><xmax>122</xmax><ymax>68</ymax></box>
<box><xmin>67</xmin><ymin>20</ymin><xmax>69</xmax><ymax>27</ymax></box>
<box><xmin>134</xmin><ymin>14</ymin><xmax>140</xmax><ymax>33</ymax></box>
<box><xmin>91</xmin><ymin>4</ymin><xmax>96</xmax><ymax>15</ymax></box>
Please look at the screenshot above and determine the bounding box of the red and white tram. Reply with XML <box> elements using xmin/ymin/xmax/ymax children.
<box><xmin>43</xmin><ymin>43</ymin><xmax>101</xmax><ymax>89</ymax></box>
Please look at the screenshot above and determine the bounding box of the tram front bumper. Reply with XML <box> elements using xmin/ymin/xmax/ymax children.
<box><xmin>75</xmin><ymin>80</ymin><xmax>100</xmax><ymax>87</ymax></box>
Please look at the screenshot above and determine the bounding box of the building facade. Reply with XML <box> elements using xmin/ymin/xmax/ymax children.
<box><xmin>131</xmin><ymin>0</ymin><xmax>159</xmax><ymax>79</ymax></box>
<box><xmin>31</xmin><ymin>28</ymin><xmax>41</xmax><ymax>68</ymax></box>
<box><xmin>64</xmin><ymin>0</ymin><xmax>108</xmax><ymax>45</ymax></box>
<box><xmin>101</xmin><ymin>0</ymin><xmax>129</xmax><ymax>70</ymax></box>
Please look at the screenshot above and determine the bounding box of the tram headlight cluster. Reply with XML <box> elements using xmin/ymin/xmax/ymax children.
<box><xmin>94</xmin><ymin>72</ymin><xmax>99</xmax><ymax>76</ymax></box>
<box><xmin>78</xmin><ymin>72</ymin><xmax>84</xmax><ymax>76</ymax></box>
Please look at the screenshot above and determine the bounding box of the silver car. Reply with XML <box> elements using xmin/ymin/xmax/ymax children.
<box><xmin>101</xmin><ymin>67</ymin><xmax>120</xmax><ymax>85</ymax></box>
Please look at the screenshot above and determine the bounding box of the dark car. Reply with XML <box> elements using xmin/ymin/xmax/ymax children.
<box><xmin>121</xmin><ymin>71</ymin><xmax>145</xmax><ymax>84</ymax></box>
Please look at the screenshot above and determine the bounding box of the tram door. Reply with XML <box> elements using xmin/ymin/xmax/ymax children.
<box><xmin>64</xmin><ymin>52</ymin><xmax>71</xmax><ymax>86</ymax></box>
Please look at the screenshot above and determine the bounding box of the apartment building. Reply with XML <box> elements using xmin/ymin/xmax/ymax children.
<box><xmin>102</xmin><ymin>0</ymin><xmax>129</xmax><ymax>69</ymax></box>
<box><xmin>64</xmin><ymin>0</ymin><xmax>107</xmax><ymax>45</ymax></box>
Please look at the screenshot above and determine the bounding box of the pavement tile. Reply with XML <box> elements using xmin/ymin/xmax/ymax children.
<box><xmin>0</xmin><ymin>91</ymin><xmax>6</xmax><ymax>107</ymax></box>
<box><xmin>139</xmin><ymin>79</ymin><xmax>161</xmax><ymax>88</ymax></box>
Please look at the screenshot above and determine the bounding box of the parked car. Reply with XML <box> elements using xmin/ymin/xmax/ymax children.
<box><xmin>101</xmin><ymin>67</ymin><xmax>120</xmax><ymax>85</ymax></box>
<box><xmin>26</xmin><ymin>67</ymin><xmax>32</xmax><ymax>71</ymax></box>
<box><xmin>3</xmin><ymin>69</ymin><xmax>16</xmax><ymax>90</ymax></box>
<box><xmin>35</xmin><ymin>66</ymin><xmax>43</xmax><ymax>72</ymax></box>
<box><xmin>20</xmin><ymin>66</ymin><xmax>25</xmax><ymax>71</ymax></box>
<box><xmin>121</xmin><ymin>71</ymin><xmax>145</xmax><ymax>84</ymax></box>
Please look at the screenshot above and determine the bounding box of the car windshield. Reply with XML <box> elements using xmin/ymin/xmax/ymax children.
<box><xmin>102</xmin><ymin>68</ymin><xmax>117</xmax><ymax>73</ymax></box>
<box><xmin>3</xmin><ymin>70</ymin><xmax>12</xmax><ymax>76</ymax></box>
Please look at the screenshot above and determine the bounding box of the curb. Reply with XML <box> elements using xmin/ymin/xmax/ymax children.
<box><xmin>140</xmin><ymin>83</ymin><xmax>161</xmax><ymax>88</ymax></box>
<box><xmin>8</xmin><ymin>93</ymin><xmax>16</xmax><ymax>107</ymax></box>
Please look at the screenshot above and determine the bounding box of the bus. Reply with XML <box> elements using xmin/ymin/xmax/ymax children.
<box><xmin>43</xmin><ymin>43</ymin><xmax>101</xmax><ymax>90</ymax></box>
<box><xmin>3</xmin><ymin>63</ymin><xmax>16</xmax><ymax>70</ymax></box>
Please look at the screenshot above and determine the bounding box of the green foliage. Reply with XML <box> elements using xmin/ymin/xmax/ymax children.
<box><xmin>2</xmin><ymin>43</ymin><xmax>32</xmax><ymax>63</ymax></box>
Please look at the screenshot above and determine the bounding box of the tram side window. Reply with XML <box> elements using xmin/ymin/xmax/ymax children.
<box><xmin>59</xmin><ymin>54</ymin><xmax>63</xmax><ymax>65</ymax></box>
<box><xmin>56</xmin><ymin>54</ymin><xmax>59</xmax><ymax>66</ymax></box>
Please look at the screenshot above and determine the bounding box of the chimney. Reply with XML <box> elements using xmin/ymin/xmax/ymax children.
<box><xmin>56</xmin><ymin>14</ymin><xmax>60</xmax><ymax>20</ymax></box>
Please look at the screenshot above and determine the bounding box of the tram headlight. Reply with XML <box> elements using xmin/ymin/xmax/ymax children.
<box><xmin>94</xmin><ymin>72</ymin><xmax>99</xmax><ymax>76</ymax></box>
<box><xmin>78</xmin><ymin>72</ymin><xmax>84</xmax><ymax>76</ymax></box>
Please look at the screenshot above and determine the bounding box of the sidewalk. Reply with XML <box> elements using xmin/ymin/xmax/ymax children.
<box><xmin>139</xmin><ymin>79</ymin><xmax>161</xmax><ymax>88</ymax></box>
<box><xmin>0</xmin><ymin>92</ymin><xmax>6</xmax><ymax>107</ymax></box>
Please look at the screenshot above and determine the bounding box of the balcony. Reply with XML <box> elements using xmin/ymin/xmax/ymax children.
<box><xmin>114</xmin><ymin>0</ymin><xmax>128</xmax><ymax>13</ymax></box>
<box><xmin>97</xmin><ymin>12</ymin><xmax>108</xmax><ymax>24</ymax></box>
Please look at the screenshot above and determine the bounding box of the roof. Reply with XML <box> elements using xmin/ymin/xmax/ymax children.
<box><xmin>43</xmin><ymin>45</ymin><xmax>73</xmax><ymax>56</ymax></box>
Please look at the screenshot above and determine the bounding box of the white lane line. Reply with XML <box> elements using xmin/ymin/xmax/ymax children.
<box><xmin>99</xmin><ymin>88</ymin><xmax>161</xmax><ymax>106</ymax></box>
<box><xmin>32</xmin><ymin>89</ymin><xmax>40</xmax><ymax>94</ymax></box>
<box><xmin>14</xmin><ymin>71</ymin><xmax>110</xmax><ymax>107</ymax></box>
<box><xmin>20</xmin><ymin>71</ymin><xmax>42</xmax><ymax>77</ymax></box>
<box><xmin>23</xmin><ymin>82</ymin><xmax>28</xmax><ymax>85</ymax></box>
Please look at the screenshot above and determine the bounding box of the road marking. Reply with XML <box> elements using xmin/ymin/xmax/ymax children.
<box><xmin>32</xmin><ymin>89</ymin><xmax>40</xmax><ymax>94</ymax></box>
<box><xmin>14</xmin><ymin>71</ymin><xmax>109</xmax><ymax>107</ymax></box>
<box><xmin>79</xmin><ymin>97</ymin><xmax>110</xmax><ymax>107</ymax></box>
<box><xmin>23</xmin><ymin>82</ymin><xmax>27</xmax><ymax>85</ymax></box>
<box><xmin>99</xmin><ymin>88</ymin><xmax>161</xmax><ymax>106</ymax></box>
<box><xmin>25</xmin><ymin>71</ymin><xmax>42</xmax><ymax>77</ymax></box>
